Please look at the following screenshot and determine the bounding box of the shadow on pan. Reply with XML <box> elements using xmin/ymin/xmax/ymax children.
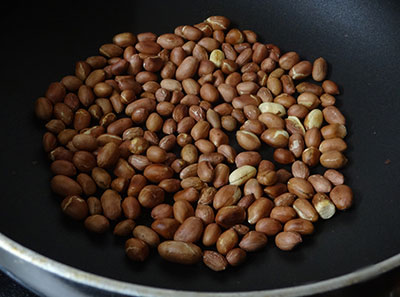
<box><xmin>0</xmin><ymin>0</ymin><xmax>399</xmax><ymax>295</ymax></box>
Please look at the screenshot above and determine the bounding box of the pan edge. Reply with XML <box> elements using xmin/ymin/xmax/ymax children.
<box><xmin>0</xmin><ymin>232</ymin><xmax>398</xmax><ymax>297</ymax></box>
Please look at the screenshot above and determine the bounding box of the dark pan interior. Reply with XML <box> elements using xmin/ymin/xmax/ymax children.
<box><xmin>0</xmin><ymin>0</ymin><xmax>400</xmax><ymax>293</ymax></box>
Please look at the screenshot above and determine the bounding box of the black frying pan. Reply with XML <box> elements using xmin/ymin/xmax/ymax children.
<box><xmin>1</xmin><ymin>0</ymin><xmax>400</xmax><ymax>296</ymax></box>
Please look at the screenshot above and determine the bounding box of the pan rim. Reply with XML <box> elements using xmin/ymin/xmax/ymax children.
<box><xmin>0</xmin><ymin>232</ymin><xmax>398</xmax><ymax>297</ymax></box>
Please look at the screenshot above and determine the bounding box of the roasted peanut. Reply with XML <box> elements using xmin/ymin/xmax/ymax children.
<box><xmin>158</xmin><ymin>241</ymin><xmax>202</xmax><ymax>264</ymax></box>
<box><xmin>329</xmin><ymin>185</ymin><xmax>353</xmax><ymax>210</ymax></box>
<box><xmin>275</xmin><ymin>231</ymin><xmax>302</xmax><ymax>251</ymax></box>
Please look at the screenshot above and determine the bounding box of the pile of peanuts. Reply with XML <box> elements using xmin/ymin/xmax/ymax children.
<box><xmin>34</xmin><ymin>16</ymin><xmax>354</xmax><ymax>271</ymax></box>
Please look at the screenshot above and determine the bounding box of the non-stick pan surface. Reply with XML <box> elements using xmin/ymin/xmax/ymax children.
<box><xmin>0</xmin><ymin>0</ymin><xmax>399</xmax><ymax>294</ymax></box>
